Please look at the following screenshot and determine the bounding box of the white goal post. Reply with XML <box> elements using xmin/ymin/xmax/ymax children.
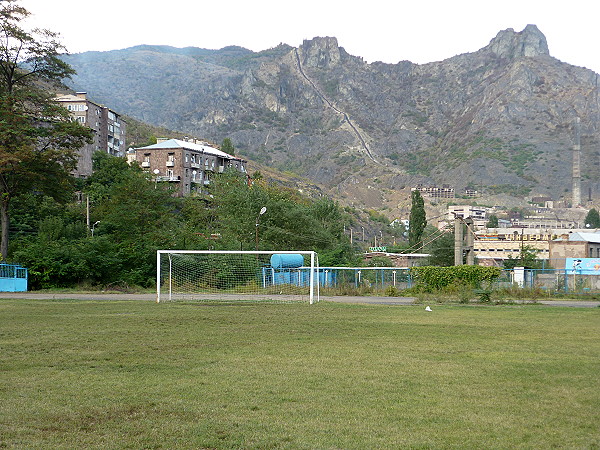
<box><xmin>156</xmin><ymin>250</ymin><xmax>319</xmax><ymax>304</ymax></box>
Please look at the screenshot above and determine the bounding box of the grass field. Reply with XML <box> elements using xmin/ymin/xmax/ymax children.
<box><xmin>1</xmin><ymin>299</ymin><xmax>599</xmax><ymax>448</ymax></box>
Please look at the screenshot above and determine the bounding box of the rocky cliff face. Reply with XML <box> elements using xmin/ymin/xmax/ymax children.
<box><xmin>62</xmin><ymin>26</ymin><xmax>600</xmax><ymax>209</ymax></box>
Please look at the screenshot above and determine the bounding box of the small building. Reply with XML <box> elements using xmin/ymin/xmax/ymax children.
<box><xmin>464</xmin><ymin>187</ymin><xmax>478</xmax><ymax>198</ymax></box>
<box><xmin>448</xmin><ymin>205</ymin><xmax>488</xmax><ymax>228</ymax></box>
<box><xmin>412</xmin><ymin>185</ymin><xmax>455</xmax><ymax>199</ymax></box>
<box><xmin>549</xmin><ymin>231</ymin><xmax>600</xmax><ymax>269</ymax></box>
<box><xmin>132</xmin><ymin>138</ymin><xmax>247</xmax><ymax>197</ymax></box>
<box><xmin>55</xmin><ymin>92</ymin><xmax>126</xmax><ymax>177</ymax></box>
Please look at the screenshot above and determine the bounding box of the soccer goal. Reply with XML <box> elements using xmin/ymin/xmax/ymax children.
<box><xmin>156</xmin><ymin>250</ymin><xmax>319</xmax><ymax>304</ymax></box>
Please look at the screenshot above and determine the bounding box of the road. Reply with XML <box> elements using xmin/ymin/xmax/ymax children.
<box><xmin>0</xmin><ymin>292</ymin><xmax>598</xmax><ymax>307</ymax></box>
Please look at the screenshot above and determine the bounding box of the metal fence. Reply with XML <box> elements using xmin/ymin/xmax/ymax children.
<box><xmin>495</xmin><ymin>268</ymin><xmax>600</xmax><ymax>294</ymax></box>
<box><xmin>0</xmin><ymin>263</ymin><xmax>28</xmax><ymax>292</ymax></box>
<box><xmin>316</xmin><ymin>267</ymin><xmax>600</xmax><ymax>296</ymax></box>
<box><xmin>318</xmin><ymin>267</ymin><xmax>413</xmax><ymax>291</ymax></box>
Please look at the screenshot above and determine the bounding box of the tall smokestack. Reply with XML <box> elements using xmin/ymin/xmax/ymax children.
<box><xmin>572</xmin><ymin>117</ymin><xmax>581</xmax><ymax>207</ymax></box>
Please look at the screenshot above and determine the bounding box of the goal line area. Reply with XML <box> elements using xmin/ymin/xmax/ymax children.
<box><xmin>156</xmin><ymin>250</ymin><xmax>319</xmax><ymax>304</ymax></box>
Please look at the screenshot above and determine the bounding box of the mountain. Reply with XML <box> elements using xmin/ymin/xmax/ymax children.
<box><xmin>61</xmin><ymin>25</ymin><xmax>600</xmax><ymax>211</ymax></box>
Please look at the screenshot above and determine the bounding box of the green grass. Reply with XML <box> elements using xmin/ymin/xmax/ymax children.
<box><xmin>1</xmin><ymin>299</ymin><xmax>599</xmax><ymax>448</ymax></box>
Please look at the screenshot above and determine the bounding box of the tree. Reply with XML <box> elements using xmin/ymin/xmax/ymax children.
<box><xmin>221</xmin><ymin>138</ymin><xmax>235</xmax><ymax>155</ymax></box>
<box><xmin>486</xmin><ymin>214</ymin><xmax>499</xmax><ymax>228</ymax></box>
<box><xmin>584</xmin><ymin>208</ymin><xmax>600</xmax><ymax>228</ymax></box>
<box><xmin>427</xmin><ymin>229</ymin><xmax>454</xmax><ymax>266</ymax></box>
<box><xmin>503</xmin><ymin>245</ymin><xmax>542</xmax><ymax>269</ymax></box>
<box><xmin>0</xmin><ymin>1</ymin><xmax>91</xmax><ymax>258</ymax></box>
<box><xmin>408</xmin><ymin>190</ymin><xmax>426</xmax><ymax>249</ymax></box>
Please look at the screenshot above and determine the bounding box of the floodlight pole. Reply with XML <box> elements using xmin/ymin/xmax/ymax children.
<box><xmin>255</xmin><ymin>207</ymin><xmax>267</xmax><ymax>251</ymax></box>
<box><xmin>91</xmin><ymin>221</ymin><xmax>100</xmax><ymax>237</ymax></box>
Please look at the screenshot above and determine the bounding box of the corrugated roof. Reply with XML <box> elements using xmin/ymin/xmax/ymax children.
<box><xmin>135</xmin><ymin>139</ymin><xmax>241</xmax><ymax>160</ymax></box>
<box><xmin>568</xmin><ymin>232</ymin><xmax>600</xmax><ymax>243</ymax></box>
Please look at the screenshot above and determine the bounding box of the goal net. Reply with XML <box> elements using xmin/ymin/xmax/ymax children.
<box><xmin>157</xmin><ymin>250</ymin><xmax>319</xmax><ymax>304</ymax></box>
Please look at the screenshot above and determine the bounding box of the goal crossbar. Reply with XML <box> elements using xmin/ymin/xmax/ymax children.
<box><xmin>156</xmin><ymin>250</ymin><xmax>318</xmax><ymax>304</ymax></box>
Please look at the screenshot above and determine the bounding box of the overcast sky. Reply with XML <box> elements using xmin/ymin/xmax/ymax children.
<box><xmin>23</xmin><ymin>0</ymin><xmax>600</xmax><ymax>74</ymax></box>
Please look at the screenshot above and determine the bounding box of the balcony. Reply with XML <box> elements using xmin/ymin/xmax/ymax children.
<box><xmin>166</xmin><ymin>161</ymin><xmax>175</xmax><ymax>167</ymax></box>
<box><xmin>156</xmin><ymin>175</ymin><xmax>180</xmax><ymax>182</ymax></box>
<box><xmin>141</xmin><ymin>161</ymin><xmax>150</xmax><ymax>168</ymax></box>
<box><xmin>190</xmin><ymin>162</ymin><xmax>200</xmax><ymax>169</ymax></box>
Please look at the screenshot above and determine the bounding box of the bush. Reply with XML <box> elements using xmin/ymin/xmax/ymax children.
<box><xmin>409</xmin><ymin>266</ymin><xmax>502</xmax><ymax>292</ymax></box>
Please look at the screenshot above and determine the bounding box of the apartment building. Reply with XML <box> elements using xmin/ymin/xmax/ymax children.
<box><xmin>55</xmin><ymin>92</ymin><xmax>126</xmax><ymax>177</ymax></box>
<box><xmin>133</xmin><ymin>138</ymin><xmax>247</xmax><ymax>196</ymax></box>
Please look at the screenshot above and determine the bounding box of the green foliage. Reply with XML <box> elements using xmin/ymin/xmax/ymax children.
<box><xmin>366</xmin><ymin>209</ymin><xmax>389</xmax><ymax>225</ymax></box>
<box><xmin>503</xmin><ymin>245</ymin><xmax>542</xmax><ymax>269</ymax></box>
<box><xmin>486</xmin><ymin>214</ymin><xmax>499</xmax><ymax>228</ymax></box>
<box><xmin>0</xmin><ymin>0</ymin><xmax>92</xmax><ymax>257</ymax></box>
<box><xmin>221</xmin><ymin>137</ymin><xmax>235</xmax><ymax>155</ymax></box>
<box><xmin>366</xmin><ymin>256</ymin><xmax>393</xmax><ymax>267</ymax></box>
<box><xmin>426</xmin><ymin>230</ymin><xmax>454</xmax><ymax>266</ymax></box>
<box><xmin>408</xmin><ymin>190</ymin><xmax>426</xmax><ymax>248</ymax></box>
<box><xmin>410</xmin><ymin>265</ymin><xmax>502</xmax><ymax>292</ymax></box>
<box><xmin>10</xmin><ymin>163</ymin><xmax>358</xmax><ymax>288</ymax></box>
<box><xmin>584</xmin><ymin>208</ymin><xmax>600</xmax><ymax>228</ymax></box>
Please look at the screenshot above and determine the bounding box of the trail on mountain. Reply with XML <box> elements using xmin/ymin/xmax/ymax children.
<box><xmin>293</xmin><ymin>49</ymin><xmax>376</xmax><ymax>163</ymax></box>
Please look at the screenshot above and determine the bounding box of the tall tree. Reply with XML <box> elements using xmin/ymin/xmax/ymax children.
<box><xmin>408</xmin><ymin>190</ymin><xmax>426</xmax><ymax>249</ymax></box>
<box><xmin>584</xmin><ymin>208</ymin><xmax>600</xmax><ymax>228</ymax></box>
<box><xmin>486</xmin><ymin>214</ymin><xmax>499</xmax><ymax>228</ymax></box>
<box><xmin>0</xmin><ymin>0</ymin><xmax>91</xmax><ymax>258</ymax></box>
<box><xmin>221</xmin><ymin>138</ymin><xmax>235</xmax><ymax>155</ymax></box>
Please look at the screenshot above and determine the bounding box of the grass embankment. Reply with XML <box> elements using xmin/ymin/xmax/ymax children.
<box><xmin>1</xmin><ymin>300</ymin><xmax>599</xmax><ymax>448</ymax></box>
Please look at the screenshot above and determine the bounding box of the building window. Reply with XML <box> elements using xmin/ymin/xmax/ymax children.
<box><xmin>166</xmin><ymin>169</ymin><xmax>174</xmax><ymax>178</ymax></box>
<box><xmin>167</xmin><ymin>153</ymin><xmax>174</xmax><ymax>162</ymax></box>
<box><xmin>76</xmin><ymin>116</ymin><xmax>85</xmax><ymax>124</ymax></box>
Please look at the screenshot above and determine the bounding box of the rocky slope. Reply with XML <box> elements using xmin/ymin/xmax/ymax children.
<box><xmin>62</xmin><ymin>25</ymin><xmax>600</xmax><ymax>211</ymax></box>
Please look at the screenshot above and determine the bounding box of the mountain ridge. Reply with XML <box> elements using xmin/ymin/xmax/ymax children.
<box><xmin>61</xmin><ymin>25</ymin><xmax>600</xmax><ymax>212</ymax></box>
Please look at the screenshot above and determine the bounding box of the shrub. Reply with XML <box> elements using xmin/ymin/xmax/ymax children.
<box><xmin>409</xmin><ymin>266</ymin><xmax>502</xmax><ymax>292</ymax></box>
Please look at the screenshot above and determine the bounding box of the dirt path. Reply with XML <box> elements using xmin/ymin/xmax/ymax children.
<box><xmin>0</xmin><ymin>292</ymin><xmax>598</xmax><ymax>307</ymax></box>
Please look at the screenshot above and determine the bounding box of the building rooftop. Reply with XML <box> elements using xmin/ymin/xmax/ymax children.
<box><xmin>136</xmin><ymin>139</ymin><xmax>243</xmax><ymax>161</ymax></box>
<box><xmin>564</xmin><ymin>232</ymin><xmax>600</xmax><ymax>243</ymax></box>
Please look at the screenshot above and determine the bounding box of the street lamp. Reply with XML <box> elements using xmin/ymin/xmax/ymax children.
<box><xmin>255</xmin><ymin>207</ymin><xmax>267</xmax><ymax>250</ymax></box>
<box><xmin>153</xmin><ymin>168</ymin><xmax>160</xmax><ymax>189</ymax></box>
<box><xmin>91</xmin><ymin>220</ymin><xmax>100</xmax><ymax>237</ymax></box>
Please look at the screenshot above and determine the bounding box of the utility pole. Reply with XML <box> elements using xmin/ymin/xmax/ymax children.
<box><xmin>454</xmin><ymin>217</ymin><xmax>464</xmax><ymax>266</ymax></box>
<box><xmin>86</xmin><ymin>195</ymin><xmax>90</xmax><ymax>232</ymax></box>
<box><xmin>464</xmin><ymin>218</ymin><xmax>474</xmax><ymax>265</ymax></box>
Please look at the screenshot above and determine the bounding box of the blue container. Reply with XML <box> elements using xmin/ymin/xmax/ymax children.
<box><xmin>270</xmin><ymin>253</ymin><xmax>304</xmax><ymax>269</ymax></box>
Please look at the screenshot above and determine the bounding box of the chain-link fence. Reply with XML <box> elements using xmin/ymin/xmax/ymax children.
<box><xmin>317</xmin><ymin>267</ymin><xmax>600</xmax><ymax>296</ymax></box>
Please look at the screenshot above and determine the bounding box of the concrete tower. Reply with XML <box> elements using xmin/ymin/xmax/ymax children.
<box><xmin>572</xmin><ymin>117</ymin><xmax>581</xmax><ymax>207</ymax></box>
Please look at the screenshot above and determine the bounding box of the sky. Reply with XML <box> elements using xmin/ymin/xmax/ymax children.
<box><xmin>22</xmin><ymin>0</ymin><xmax>600</xmax><ymax>74</ymax></box>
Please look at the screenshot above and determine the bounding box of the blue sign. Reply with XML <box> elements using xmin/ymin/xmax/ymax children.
<box><xmin>565</xmin><ymin>258</ymin><xmax>600</xmax><ymax>275</ymax></box>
